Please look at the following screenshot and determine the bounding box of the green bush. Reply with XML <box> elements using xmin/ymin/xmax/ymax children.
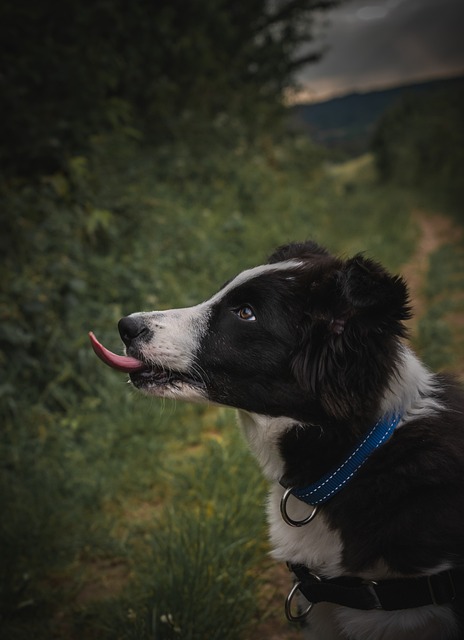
<box><xmin>371</xmin><ymin>88</ymin><xmax>464</xmax><ymax>217</ymax></box>
<box><xmin>0</xmin><ymin>0</ymin><xmax>336</xmax><ymax>177</ymax></box>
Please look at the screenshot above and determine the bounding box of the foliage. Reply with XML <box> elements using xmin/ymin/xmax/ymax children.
<box><xmin>0</xmin><ymin>0</ymin><xmax>338</xmax><ymax>176</ymax></box>
<box><xmin>1</xmin><ymin>404</ymin><xmax>268</xmax><ymax>640</ymax></box>
<box><xmin>371</xmin><ymin>87</ymin><xmax>464</xmax><ymax>218</ymax></box>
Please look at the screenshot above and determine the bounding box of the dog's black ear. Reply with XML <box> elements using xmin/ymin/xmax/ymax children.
<box><xmin>338</xmin><ymin>254</ymin><xmax>411</xmax><ymax>333</ymax></box>
<box><xmin>292</xmin><ymin>255</ymin><xmax>411</xmax><ymax>420</ymax></box>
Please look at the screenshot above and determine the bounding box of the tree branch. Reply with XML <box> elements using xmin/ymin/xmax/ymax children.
<box><xmin>259</xmin><ymin>0</ymin><xmax>340</xmax><ymax>32</ymax></box>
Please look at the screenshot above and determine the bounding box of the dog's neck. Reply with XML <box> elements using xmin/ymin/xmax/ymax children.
<box><xmin>379</xmin><ymin>344</ymin><xmax>443</xmax><ymax>420</ymax></box>
<box><xmin>238</xmin><ymin>346</ymin><xmax>441</xmax><ymax>484</ymax></box>
<box><xmin>238</xmin><ymin>412</ymin><xmax>290</xmax><ymax>481</ymax></box>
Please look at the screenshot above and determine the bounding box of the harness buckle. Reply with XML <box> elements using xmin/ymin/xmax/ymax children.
<box><xmin>362</xmin><ymin>580</ymin><xmax>382</xmax><ymax>609</ymax></box>
<box><xmin>427</xmin><ymin>572</ymin><xmax>456</xmax><ymax>605</ymax></box>
<box><xmin>285</xmin><ymin>573</ymin><xmax>322</xmax><ymax>622</ymax></box>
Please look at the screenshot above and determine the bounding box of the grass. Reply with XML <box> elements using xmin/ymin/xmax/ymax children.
<box><xmin>415</xmin><ymin>241</ymin><xmax>464</xmax><ymax>371</ymax></box>
<box><xmin>64</xmin><ymin>429</ymin><xmax>269</xmax><ymax>640</ymax></box>
<box><xmin>2</xmin><ymin>137</ymin><xmax>462</xmax><ymax>639</ymax></box>
<box><xmin>1</xmin><ymin>396</ymin><xmax>268</xmax><ymax>640</ymax></box>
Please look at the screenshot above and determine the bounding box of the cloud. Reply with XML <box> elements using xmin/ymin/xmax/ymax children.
<box><xmin>294</xmin><ymin>0</ymin><xmax>464</xmax><ymax>101</ymax></box>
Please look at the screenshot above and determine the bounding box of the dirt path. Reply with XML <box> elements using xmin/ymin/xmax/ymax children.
<box><xmin>401</xmin><ymin>210</ymin><xmax>461</xmax><ymax>330</ymax></box>
<box><xmin>401</xmin><ymin>209</ymin><xmax>464</xmax><ymax>380</ymax></box>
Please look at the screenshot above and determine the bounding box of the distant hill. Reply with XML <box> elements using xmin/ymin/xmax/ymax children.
<box><xmin>289</xmin><ymin>74</ymin><xmax>464</xmax><ymax>155</ymax></box>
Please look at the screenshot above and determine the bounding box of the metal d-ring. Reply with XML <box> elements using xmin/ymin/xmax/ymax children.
<box><xmin>285</xmin><ymin>575</ymin><xmax>320</xmax><ymax>622</ymax></box>
<box><xmin>280</xmin><ymin>487</ymin><xmax>319</xmax><ymax>527</ymax></box>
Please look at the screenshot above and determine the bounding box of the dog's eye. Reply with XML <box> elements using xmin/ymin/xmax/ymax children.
<box><xmin>235</xmin><ymin>306</ymin><xmax>256</xmax><ymax>322</ymax></box>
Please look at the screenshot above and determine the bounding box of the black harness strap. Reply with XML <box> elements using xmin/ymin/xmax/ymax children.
<box><xmin>290</xmin><ymin>564</ymin><xmax>463</xmax><ymax>611</ymax></box>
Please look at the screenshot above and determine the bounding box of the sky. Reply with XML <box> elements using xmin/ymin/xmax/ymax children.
<box><xmin>292</xmin><ymin>0</ymin><xmax>464</xmax><ymax>102</ymax></box>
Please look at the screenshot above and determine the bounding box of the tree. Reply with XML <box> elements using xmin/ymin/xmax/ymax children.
<box><xmin>0</xmin><ymin>0</ymin><xmax>339</xmax><ymax>176</ymax></box>
<box><xmin>371</xmin><ymin>86</ymin><xmax>464</xmax><ymax>212</ymax></box>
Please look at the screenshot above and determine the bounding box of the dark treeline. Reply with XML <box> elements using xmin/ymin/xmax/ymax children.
<box><xmin>1</xmin><ymin>0</ymin><xmax>337</xmax><ymax>177</ymax></box>
<box><xmin>371</xmin><ymin>86</ymin><xmax>464</xmax><ymax>215</ymax></box>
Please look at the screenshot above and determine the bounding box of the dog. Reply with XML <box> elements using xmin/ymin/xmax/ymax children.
<box><xmin>90</xmin><ymin>240</ymin><xmax>464</xmax><ymax>639</ymax></box>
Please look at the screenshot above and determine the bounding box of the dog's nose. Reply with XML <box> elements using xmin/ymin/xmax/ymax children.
<box><xmin>118</xmin><ymin>316</ymin><xmax>149</xmax><ymax>347</ymax></box>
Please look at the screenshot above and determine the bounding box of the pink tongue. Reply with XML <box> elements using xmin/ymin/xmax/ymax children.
<box><xmin>88</xmin><ymin>331</ymin><xmax>147</xmax><ymax>373</ymax></box>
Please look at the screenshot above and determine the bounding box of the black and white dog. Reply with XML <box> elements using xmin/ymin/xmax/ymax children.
<box><xmin>90</xmin><ymin>241</ymin><xmax>464</xmax><ymax>640</ymax></box>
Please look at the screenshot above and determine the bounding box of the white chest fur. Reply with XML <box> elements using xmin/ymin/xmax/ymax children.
<box><xmin>238</xmin><ymin>410</ymin><xmax>344</xmax><ymax>574</ymax></box>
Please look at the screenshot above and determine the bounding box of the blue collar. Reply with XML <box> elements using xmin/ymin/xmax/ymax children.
<box><xmin>285</xmin><ymin>413</ymin><xmax>402</xmax><ymax>506</ymax></box>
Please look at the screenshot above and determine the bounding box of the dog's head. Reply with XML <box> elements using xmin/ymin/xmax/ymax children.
<box><xmin>94</xmin><ymin>241</ymin><xmax>410</xmax><ymax>423</ymax></box>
